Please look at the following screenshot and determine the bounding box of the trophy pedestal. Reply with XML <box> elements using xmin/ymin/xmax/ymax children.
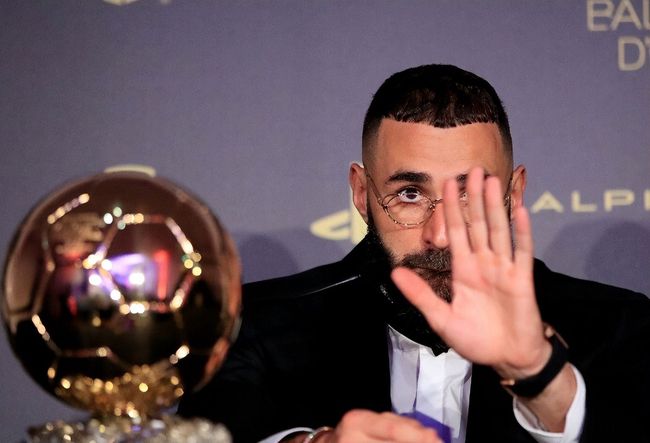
<box><xmin>28</xmin><ymin>415</ymin><xmax>231</xmax><ymax>443</ymax></box>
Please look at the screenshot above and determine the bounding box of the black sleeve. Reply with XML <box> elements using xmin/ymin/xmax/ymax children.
<box><xmin>177</xmin><ymin>314</ymin><xmax>279</xmax><ymax>443</ymax></box>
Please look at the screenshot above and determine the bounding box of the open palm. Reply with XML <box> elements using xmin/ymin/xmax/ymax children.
<box><xmin>392</xmin><ymin>167</ymin><xmax>549</xmax><ymax>378</ymax></box>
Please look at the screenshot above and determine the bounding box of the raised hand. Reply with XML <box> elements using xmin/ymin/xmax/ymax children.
<box><xmin>391</xmin><ymin>166</ymin><xmax>548</xmax><ymax>380</ymax></box>
<box><xmin>390</xmin><ymin>167</ymin><xmax>577</xmax><ymax>431</ymax></box>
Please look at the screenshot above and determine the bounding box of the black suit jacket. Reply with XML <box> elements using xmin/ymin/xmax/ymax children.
<box><xmin>178</xmin><ymin>239</ymin><xmax>650</xmax><ymax>442</ymax></box>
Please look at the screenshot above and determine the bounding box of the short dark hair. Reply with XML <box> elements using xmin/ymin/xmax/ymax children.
<box><xmin>362</xmin><ymin>64</ymin><xmax>512</xmax><ymax>166</ymax></box>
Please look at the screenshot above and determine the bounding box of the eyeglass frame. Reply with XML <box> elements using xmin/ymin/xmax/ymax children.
<box><xmin>365</xmin><ymin>171</ymin><xmax>512</xmax><ymax>228</ymax></box>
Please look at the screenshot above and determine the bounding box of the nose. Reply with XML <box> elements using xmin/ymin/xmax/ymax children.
<box><xmin>421</xmin><ymin>203</ymin><xmax>449</xmax><ymax>249</ymax></box>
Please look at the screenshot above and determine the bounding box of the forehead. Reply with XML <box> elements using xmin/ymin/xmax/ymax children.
<box><xmin>371</xmin><ymin>119</ymin><xmax>507</xmax><ymax>183</ymax></box>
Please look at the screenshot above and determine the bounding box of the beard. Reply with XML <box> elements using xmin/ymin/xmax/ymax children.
<box><xmin>366</xmin><ymin>211</ymin><xmax>453</xmax><ymax>302</ymax></box>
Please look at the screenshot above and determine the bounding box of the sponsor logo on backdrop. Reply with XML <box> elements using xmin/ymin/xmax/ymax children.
<box><xmin>587</xmin><ymin>0</ymin><xmax>650</xmax><ymax>71</ymax></box>
<box><xmin>311</xmin><ymin>189</ymin><xmax>650</xmax><ymax>244</ymax></box>
<box><xmin>530</xmin><ymin>189</ymin><xmax>650</xmax><ymax>213</ymax></box>
<box><xmin>310</xmin><ymin>190</ymin><xmax>367</xmax><ymax>244</ymax></box>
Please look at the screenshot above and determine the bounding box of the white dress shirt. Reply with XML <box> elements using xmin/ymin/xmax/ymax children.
<box><xmin>388</xmin><ymin>326</ymin><xmax>586</xmax><ymax>443</ymax></box>
<box><xmin>261</xmin><ymin>327</ymin><xmax>586</xmax><ymax>443</ymax></box>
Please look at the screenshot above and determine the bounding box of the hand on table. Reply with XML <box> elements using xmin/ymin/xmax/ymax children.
<box><xmin>307</xmin><ymin>410</ymin><xmax>442</xmax><ymax>443</ymax></box>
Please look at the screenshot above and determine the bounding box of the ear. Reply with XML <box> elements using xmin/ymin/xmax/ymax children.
<box><xmin>509</xmin><ymin>164</ymin><xmax>527</xmax><ymax>211</ymax></box>
<box><xmin>349</xmin><ymin>162</ymin><xmax>369</xmax><ymax>223</ymax></box>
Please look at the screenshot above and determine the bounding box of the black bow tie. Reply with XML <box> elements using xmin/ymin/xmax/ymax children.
<box><xmin>359</xmin><ymin>235</ymin><xmax>449</xmax><ymax>355</ymax></box>
<box><xmin>378</xmin><ymin>282</ymin><xmax>450</xmax><ymax>356</ymax></box>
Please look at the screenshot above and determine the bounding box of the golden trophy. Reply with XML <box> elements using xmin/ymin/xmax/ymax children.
<box><xmin>2</xmin><ymin>169</ymin><xmax>241</xmax><ymax>442</ymax></box>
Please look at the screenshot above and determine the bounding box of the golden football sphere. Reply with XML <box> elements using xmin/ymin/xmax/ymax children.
<box><xmin>2</xmin><ymin>170</ymin><xmax>241</xmax><ymax>419</ymax></box>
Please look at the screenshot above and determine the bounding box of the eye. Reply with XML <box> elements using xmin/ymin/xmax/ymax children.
<box><xmin>459</xmin><ymin>190</ymin><xmax>468</xmax><ymax>203</ymax></box>
<box><xmin>396</xmin><ymin>187</ymin><xmax>425</xmax><ymax>204</ymax></box>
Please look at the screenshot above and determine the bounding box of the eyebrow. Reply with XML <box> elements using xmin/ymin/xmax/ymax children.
<box><xmin>455</xmin><ymin>172</ymin><xmax>494</xmax><ymax>188</ymax></box>
<box><xmin>386</xmin><ymin>171</ymin><xmax>431</xmax><ymax>184</ymax></box>
<box><xmin>386</xmin><ymin>170</ymin><xmax>493</xmax><ymax>186</ymax></box>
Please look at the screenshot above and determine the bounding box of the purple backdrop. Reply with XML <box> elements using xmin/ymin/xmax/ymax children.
<box><xmin>1</xmin><ymin>1</ymin><xmax>648</xmax><ymax>440</ymax></box>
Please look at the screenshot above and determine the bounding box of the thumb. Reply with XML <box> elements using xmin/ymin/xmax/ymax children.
<box><xmin>391</xmin><ymin>267</ymin><xmax>451</xmax><ymax>333</ymax></box>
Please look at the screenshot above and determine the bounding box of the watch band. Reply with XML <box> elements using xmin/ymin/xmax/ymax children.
<box><xmin>500</xmin><ymin>323</ymin><xmax>569</xmax><ymax>398</ymax></box>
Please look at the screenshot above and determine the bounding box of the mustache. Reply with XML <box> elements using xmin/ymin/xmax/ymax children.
<box><xmin>398</xmin><ymin>248</ymin><xmax>451</xmax><ymax>272</ymax></box>
<box><xmin>399</xmin><ymin>249</ymin><xmax>453</xmax><ymax>303</ymax></box>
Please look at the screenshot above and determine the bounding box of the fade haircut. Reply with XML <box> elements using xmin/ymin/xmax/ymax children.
<box><xmin>362</xmin><ymin>64</ymin><xmax>513</xmax><ymax>167</ymax></box>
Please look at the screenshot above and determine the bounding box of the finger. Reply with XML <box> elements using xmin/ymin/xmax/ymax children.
<box><xmin>484</xmin><ymin>175</ymin><xmax>512</xmax><ymax>256</ymax></box>
<box><xmin>465</xmin><ymin>167</ymin><xmax>489</xmax><ymax>251</ymax></box>
<box><xmin>441</xmin><ymin>177</ymin><xmax>470</xmax><ymax>258</ymax></box>
<box><xmin>337</xmin><ymin>410</ymin><xmax>440</xmax><ymax>443</ymax></box>
<box><xmin>512</xmin><ymin>205</ymin><xmax>534</xmax><ymax>272</ymax></box>
<box><xmin>391</xmin><ymin>267</ymin><xmax>451</xmax><ymax>334</ymax></box>
<box><xmin>366</xmin><ymin>413</ymin><xmax>441</xmax><ymax>443</ymax></box>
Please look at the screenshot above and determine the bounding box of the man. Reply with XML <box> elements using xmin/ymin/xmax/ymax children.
<box><xmin>178</xmin><ymin>65</ymin><xmax>650</xmax><ymax>442</ymax></box>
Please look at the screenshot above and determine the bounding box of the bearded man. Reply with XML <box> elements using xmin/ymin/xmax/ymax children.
<box><xmin>178</xmin><ymin>64</ymin><xmax>650</xmax><ymax>443</ymax></box>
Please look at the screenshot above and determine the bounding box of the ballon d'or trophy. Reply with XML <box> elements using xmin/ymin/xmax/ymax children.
<box><xmin>1</xmin><ymin>169</ymin><xmax>241</xmax><ymax>442</ymax></box>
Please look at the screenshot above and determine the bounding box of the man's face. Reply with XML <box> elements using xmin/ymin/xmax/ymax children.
<box><xmin>351</xmin><ymin>119</ymin><xmax>524</xmax><ymax>300</ymax></box>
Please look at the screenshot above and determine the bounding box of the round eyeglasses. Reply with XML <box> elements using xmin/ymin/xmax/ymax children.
<box><xmin>365</xmin><ymin>173</ymin><xmax>511</xmax><ymax>227</ymax></box>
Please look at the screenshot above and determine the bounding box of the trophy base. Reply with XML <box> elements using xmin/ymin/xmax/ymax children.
<box><xmin>28</xmin><ymin>415</ymin><xmax>232</xmax><ymax>443</ymax></box>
